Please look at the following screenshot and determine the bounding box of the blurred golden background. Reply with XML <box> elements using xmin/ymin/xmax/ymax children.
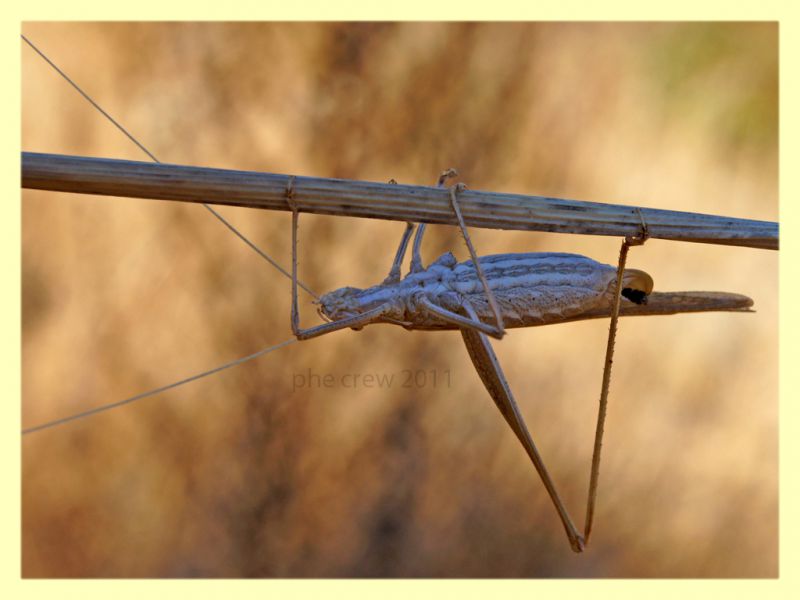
<box><xmin>22</xmin><ymin>22</ymin><xmax>777</xmax><ymax>577</ymax></box>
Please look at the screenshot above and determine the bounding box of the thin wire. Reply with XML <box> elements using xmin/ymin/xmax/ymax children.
<box><xmin>21</xmin><ymin>34</ymin><xmax>319</xmax><ymax>300</ymax></box>
<box><xmin>22</xmin><ymin>339</ymin><xmax>297</xmax><ymax>435</ymax></box>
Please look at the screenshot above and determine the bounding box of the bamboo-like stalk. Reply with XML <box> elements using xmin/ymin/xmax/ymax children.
<box><xmin>22</xmin><ymin>152</ymin><xmax>778</xmax><ymax>251</ymax></box>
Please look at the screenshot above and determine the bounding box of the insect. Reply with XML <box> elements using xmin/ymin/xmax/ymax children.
<box><xmin>285</xmin><ymin>171</ymin><xmax>752</xmax><ymax>552</ymax></box>
<box><xmin>21</xmin><ymin>30</ymin><xmax>771</xmax><ymax>569</ymax></box>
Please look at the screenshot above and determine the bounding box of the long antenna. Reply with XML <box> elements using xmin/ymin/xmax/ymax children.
<box><xmin>21</xmin><ymin>34</ymin><xmax>319</xmax><ymax>299</ymax></box>
<box><xmin>22</xmin><ymin>339</ymin><xmax>296</xmax><ymax>435</ymax></box>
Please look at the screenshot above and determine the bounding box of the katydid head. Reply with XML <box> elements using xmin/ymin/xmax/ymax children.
<box><xmin>620</xmin><ymin>268</ymin><xmax>654</xmax><ymax>305</ymax></box>
<box><xmin>316</xmin><ymin>286</ymin><xmax>366</xmax><ymax>321</ymax></box>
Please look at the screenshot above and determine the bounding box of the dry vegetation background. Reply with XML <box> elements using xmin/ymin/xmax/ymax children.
<box><xmin>21</xmin><ymin>22</ymin><xmax>777</xmax><ymax>577</ymax></box>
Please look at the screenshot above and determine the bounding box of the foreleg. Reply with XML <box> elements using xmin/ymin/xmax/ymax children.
<box><xmin>287</xmin><ymin>177</ymin><xmax>394</xmax><ymax>340</ymax></box>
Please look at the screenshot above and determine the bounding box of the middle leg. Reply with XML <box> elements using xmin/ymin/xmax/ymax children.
<box><xmin>447</xmin><ymin>182</ymin><xmax>506</xmax><ymax>338</ymax></box>
<box><xmin>383</xmin><ymin>222</ymin><xmax>415</xmax><ymax>284</ymax></box>
<box><xmin>409</xmin><ymin>168</ymin><xmax>460</xmax><ymax>273</ymax></box>
<box><xmin>382</xmin><ymin>178</ymin><xmax>416</xmax><ymax>284</ymax></box>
